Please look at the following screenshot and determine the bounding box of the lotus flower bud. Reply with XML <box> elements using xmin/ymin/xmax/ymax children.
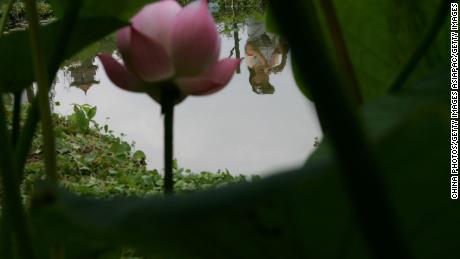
<box><xmin>98</xmin><ymin>0</ymin><xmax>240</xmax><ymax>100</ymax></box>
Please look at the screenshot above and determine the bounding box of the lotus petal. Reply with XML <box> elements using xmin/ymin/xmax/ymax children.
<box><xmin>132</xmin><ymin>0</ymin><xmax>181</xmax><ymax>50</ymax></box>
<box><xmin>97</xmin><ymin>54</ymin><xmax>146</xmax><ymax>92</ymax></box>
<box><xmin>175</xmin><ymin>58</ymin><xmax>239</xmax><ymax>95</ymax></box>
<box><xmin>171</xmin><ymin>0</ymin><xmax>220</xmax><ymax>77</ymax></box>
<box><xmin>116</xmin><ymin>27</ymin><xmax>134</xmax><ymax>70</ymax></box>
<box><xmin>130</xmin><ymin>27</ymin><xmax>174</xmax><ymax>82</ymax></box>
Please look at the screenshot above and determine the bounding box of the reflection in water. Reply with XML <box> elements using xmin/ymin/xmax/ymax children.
<box><xmin>229</xmin><ymin>22</ymin><xmax>242</xmax><ymax>74</ymax></box>
<box><xmin>67</xmin><ymin>58</ymin><xmax>100</xmax><ymax>95</ymax></box>
<box><xmin>245</xmin><ymin>18</ymin><xmax>288</xmax><ymax>95</ymax></box>
<box><xmin>51</xmin><ymin>14</ymin><xmax>321</xmax><ymax>175</ymax></box>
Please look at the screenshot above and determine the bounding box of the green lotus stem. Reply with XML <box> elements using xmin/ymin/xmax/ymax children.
<box><xmin>162</xmin><ymin>87</ymin><xmax>178</xmax><ymax>194</ymax></box>
<box><xmin>319</xmin><ymin>0</ymin><xmax>363</xmax><ymax>105</ymax></box>
<box><xmin>24</xmin><ymin>0</ymin><xmax>57</xmax><ymax>182</ymax></box>
<box><xmin>0</xmin><ymin>0</ymin><xmax>13</xmax><ymax>36</ymax></box>
<box><xmin>0</xmin><ymin>98</ymin><xmax>36</xmax><ymax>259</ymax></box>
<box><xmin>16</xmin><ymin>97</ymin><xmax>39</xmax><ymax>181</ymax></box>
<box><xmin>12</xmin><ymin>92</ymin><xmax>21</xmax><ymax>146</ymax></box>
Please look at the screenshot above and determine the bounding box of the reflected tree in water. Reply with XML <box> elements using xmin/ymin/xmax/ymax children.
<box><xmin>230</xmin><ymin>22</ymin><xmax>241</xmax><ymax>74</ymax></box>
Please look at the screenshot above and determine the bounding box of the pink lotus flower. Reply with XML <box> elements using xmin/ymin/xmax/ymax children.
<box><xmin>98</xmin><ymin>0</ymin><xmax>239</xmax><ymax>100</ymax></box>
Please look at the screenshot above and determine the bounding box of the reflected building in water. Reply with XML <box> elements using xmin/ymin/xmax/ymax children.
<box><xmin>68</xmin><ymin>58</ymin><xmax>100</xmax><ymax>95</ymax></box>
<box><xmin>244</xmin><ymin>18</ymin><xmax>289</xmax><ymax>95</ymax></box>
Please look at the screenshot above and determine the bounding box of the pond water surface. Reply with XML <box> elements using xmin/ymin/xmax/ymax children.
<box><xmin>51</xmin><ymin>14</ymin><xmax>322</xmax><ymax>176</ymax></box>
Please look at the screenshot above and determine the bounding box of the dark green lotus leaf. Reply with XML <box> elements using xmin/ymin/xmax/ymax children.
<box><xmin>0</xmin><ymin>18</ymin><xmax>126</xmax><ymax>93</ymax></box>
<box><xmin>276</xmin><ymin>0</ymin><xmax>448</xmax><ymax>102</ymax></box>
<box><xmin>30</xmin><ymin>74</ymin><xmax>455</xmax><ymax>258</ymax></box>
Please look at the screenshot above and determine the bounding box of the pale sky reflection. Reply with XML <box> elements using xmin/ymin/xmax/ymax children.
<box><xmin>52</xmin><ymin>24</ymin><xmax>322</xmax><ymax>176</ymax></box>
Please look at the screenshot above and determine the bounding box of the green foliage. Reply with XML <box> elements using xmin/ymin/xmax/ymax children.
<box><xmin>214</xmin><ymin>5</ymin><xmax>264</xmax><ymax>36</ymax></box>
<box><xmin>68</xmin><ymin>103</ymin><xmax>96</xmax><ymax>133</ymax></box>
<box><xmin>0</xmin><ymin>17</ymin><xmax>126</xmax><ymax>93</ymax></box>
<box><xmin>49</xmin><ymin>0</ymin><xmax>158</xmax><ymax>21</ymax></box>
<box><xmin>0</xmin><ymin>0</ymin><xmax>155</xmax><ymax>93</ymax></box>
<box><xmin>267</xmin><ymin>0</ymin><xmax>449</xmax><ymax>103</ymax></box>
<box><xmin>63</xmin><ymin>34</ymin><xmax>116</xmax><ymax>66</ymax></box>
<box><xmin>0</xmin><ymin>0</ymin><xmax>53</xmax><ymax>29</ymax></box>
<box><xmin>22</xmin><ymin>105</ymin><xmax>249</xmax><ymax>199</ymax></box>
<box><xmin>30</xmin><ymin>57</ymin><xmax>453</xmax><ymax>259</ymax></box>
<box><xmin>331</xmin><ymin>0</ymin><xmax>448</xmax><ymax>101</ymax></box>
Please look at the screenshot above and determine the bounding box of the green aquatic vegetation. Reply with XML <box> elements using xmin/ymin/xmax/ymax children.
<box><xmin>21</xmin><ymin>104</ymin><xmax>250</xmax><ymax>198</ymax></box>
<box><xmin>0</xmin><ymin>0</ymin><xmax>53</xmax><ymax>29</ymax></box>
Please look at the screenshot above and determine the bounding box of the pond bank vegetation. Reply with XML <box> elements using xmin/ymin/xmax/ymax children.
<box><xmin>0</xmin><ymin>99</ymin><xmax>256</xmax><ymax>203</ymax></box>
